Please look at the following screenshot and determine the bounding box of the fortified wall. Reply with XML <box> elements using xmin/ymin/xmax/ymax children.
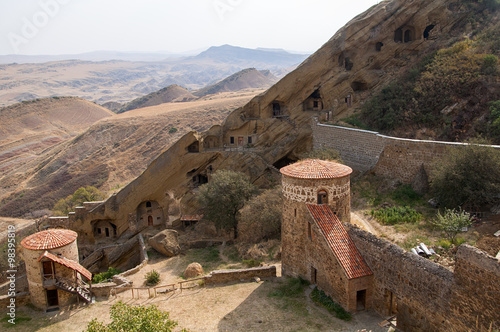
<box><xmin>346</xmin><ymin>224</ymin><xmax>500</xmax><ymax>332</ymax></box>
<box><xmin>312</xmin><ymin>119</ymin><xmax>500</xmax><ymax>183</ymax></box>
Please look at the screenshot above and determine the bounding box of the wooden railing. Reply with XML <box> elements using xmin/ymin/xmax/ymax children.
<box><xmin>111</xmin><ymin>276</ymin><xmax>207</xmax><ymax>299</ymax></box>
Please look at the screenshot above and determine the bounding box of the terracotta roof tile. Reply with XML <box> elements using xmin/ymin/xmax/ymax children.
<box><xmin>21</xmin><ymin>229</ymin><xmax>77</xmax><ymax>250</ymax></box>
<box><xmin>280</xmin><ymin>159</ymin><xmax>352</xmax><ymax>179</ymax></box>
<box><xmin>307</xmin><ymin>204</ymin><xmax>372</xmax><ymax>279</ymax></box>
<box><xmin>38</xmin><ymin>251</ymin><xmax>92</xmax><ymax>281</ymax></box>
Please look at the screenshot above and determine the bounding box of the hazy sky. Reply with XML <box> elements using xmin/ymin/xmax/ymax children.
<box><xmin>0</xmin><ymin>0</ymin><xmax>380</xmax><ymax>55</ymax></box>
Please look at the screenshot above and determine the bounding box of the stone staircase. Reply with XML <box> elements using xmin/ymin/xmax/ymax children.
<box><xmin>54</xmin><ymin>277</ymin><xmax>92</xmax><ymax>303</ymax></box>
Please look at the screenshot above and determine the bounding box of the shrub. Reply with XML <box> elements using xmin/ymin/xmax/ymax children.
<box><xmin>390</xmin><ymin>184</ymin><xmax>423</xmax><ymax>206</ymax></box>
<box><xmin>370</xmin><ymin>206</ymin><xmax>421</xmax><ymax>225</ymax></box>
<box><xmin>145</xmin><ymin>270</ymin><xmax>161</xmax><ymax>286</ymax></box>
<box><xmin>310</xmin><ymin>287</ymin><xmax>352</xmax><ymax>321</ymax></box>
<box><xmin>481</xmin><ymin>54</ymin><xmax>498</xmax><ymax>75</ymax></box>
<box><xmin>432</xmin><ymin>208</ymin><xmax>472</xmax><ymax>244</ymax></box>
<box><xmin>242</xmin><ymin>259</ymin><xmax>261</xmax><ymax>268</ymax></box>
<box><xmin>238</xmin><ymin>187</ymin><xmax>282</xmax><ymax>243</ymax></box>
<box><xmin>168</xmin><ymin>127</ymin><xmax>178</xmax><ymax>134</ymax></box>
<box><xmin>53</xmin><ymin>186</ymin><xmax>106</xmax><ymax>215</ymax></box>
<box><xmin>438</xmin><ymin>239</ymin><xmax>452</xmax><ymax>250</ymax></box>
<box><xmin>430</xmin><ymin>139</ymin><xmax>500</xmax><ymax>209</ymax></box>
<box><xmin>85</xmin><ymin>301</ymin><xmax>186</xmax><ymax>332</ymax></box>
<box><xmin>93</xmin><ymin>267</ymin><xmax>121</xmax><ymax>284</ymax></box>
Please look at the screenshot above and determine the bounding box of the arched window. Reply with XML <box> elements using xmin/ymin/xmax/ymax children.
<box><xmin>146</xmin><ymin>201</ymin><xmax>152</xmax><ymax>208</ymax></box>
<box><xmin>317</xmin><ymin>190</ymin><xmax>328</xmax><ymax>205</ymax></box>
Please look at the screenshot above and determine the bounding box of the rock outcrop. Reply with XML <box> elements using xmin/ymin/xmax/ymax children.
<box><xmin>148</xmin><ymin>230</ymin><xmax>181</xmax><ymax>257</ymax></box>
<box><xmin>183</xmin><ymin>263</ymin><xmax>204</xmax><ymax>279</ymax></box>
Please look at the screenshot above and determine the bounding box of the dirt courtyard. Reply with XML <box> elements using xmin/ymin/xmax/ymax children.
<box><xmin>8</xmin><ymin>277</ymin><xmax>389</xmax><ymax>332</ymax></box>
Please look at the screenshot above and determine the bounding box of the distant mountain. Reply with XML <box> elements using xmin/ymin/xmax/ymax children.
<box><xmin>195</xmin><ymin>45</ymin><xmax>308</xmax><ymax>68</ymax></box>
<box><xmin>118</xmin><ymin>85</ymin><xmax>196</xmax><ymax>113</ymax></box>
<box><xmin>194</xmin><ymin>68</ymin><xmax>278</xmax><ymax>97</ymax></box>
<box><xmin>0</xmin><ymin>45</ymin><xmax>310</xmax><ymax>107</ymax></box>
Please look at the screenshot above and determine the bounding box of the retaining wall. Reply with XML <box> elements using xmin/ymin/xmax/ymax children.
<box><xmin>205</xmin><ymin>266</ymin><xmax>276</xmax><ymax>285</ymax></box>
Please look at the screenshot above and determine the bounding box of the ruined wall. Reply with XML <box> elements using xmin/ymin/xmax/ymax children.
<box><xmin>346</xmin><ymin>224</ymin><xmax>500</xmax><ymax>332</ymax></box>
<box><xmin>204</xmin><ymin>266</ymin><xmax>276</xmax><ymax>284</ymax></box>
<box><xmin>449</xmin><ymin>245</ymin><xmax>500</xmax><ymax>332</ymax></box>
<box><xmin>313</xmin><ymin>120</ymin><xmax>500</xmax><ymax>183</ymax></box>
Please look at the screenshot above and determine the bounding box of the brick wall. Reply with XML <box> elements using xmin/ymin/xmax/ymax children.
<box><xmin>312</xmin><ymin>119</ymin><xmax>500</xmax><ymax>183</ymax></box>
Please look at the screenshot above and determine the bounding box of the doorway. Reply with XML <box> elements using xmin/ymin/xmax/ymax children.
<box><xmin>238</xmin><ymin>136</ymin><xmax>244</xmax><ymax>146</ymax></box>
<box><xmin>385</xmin><ymin>289</ymin><xmax>398</xmax><ymax>315</ymax></box>
<box><xmin>311</xmin><ymin>266</ymin><xmax>317</xmax><ymax>284</ymax></box>
<box><xmin>148</xmin><ymin>215</ymin><xmax>153</xmax><ymax>226</ymax></box>
<box><xmin>46</xmin><ymin>289</ymin><xmax>58</xmax><ymax>306</ymax></box>
<box><xmin>357</xmin><ymin>289</ymin><xmax>367</xmax><ymax>311</ymax></box>
<box><xmin>42</xmin><ymin>261</ymin><xmax>54</xmax><ymax>279</ymax></box>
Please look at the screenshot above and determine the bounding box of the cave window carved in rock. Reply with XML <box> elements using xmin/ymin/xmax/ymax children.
<box><xmin>423</xmin><ymin>24</ymin><xmax>435</xmax><ymax>40</ymax></box>
<box><xmin>230</xmin><ymin>136</ymin><xmax>235</xmax><ymax>145</ymax></box>
<box><xmin>345</xmin><ymin>95</ymin><xmax>352</xmax><ymax>107</ymax></box>
<box><xmin>146</xmin><ymin>201</ymin><xmax>152</xmax><ymax>208</ymax></box>
<box><xmin>303</xmin><ymin>89</ymin><xmax>323</xmax><ymax>112</ymax></box>
<box><xmin>188</xmin><ymin>141</ymin><xmax>200</xmax><ymax>153</ymax></box>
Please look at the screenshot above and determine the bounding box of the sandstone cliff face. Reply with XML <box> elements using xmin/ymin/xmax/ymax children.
<box><xmin>57</xmin><ymin>0</ymin><xmax>471</xmax><ymax>241</ymax></box>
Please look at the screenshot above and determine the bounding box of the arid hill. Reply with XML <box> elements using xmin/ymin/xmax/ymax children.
<box><xmin>0</xmin><ymin>90</ymin><xmax>262</xmax><ymax>217</ymax></box>
<box><xmin>0</xmin><ymin>97</ymin><xmax>113</xmax><ymax>177</ymax></box>
<box><xmin>194</xmin><ymin>68</ymin><xmax>278</xmax><ymax>97</ymax></box>
<box><xmin>118</xmin><ymin>85</ymin><xmax>196</xmax><ymax>113</ymax></box>
<box><xmin>0</xmin><ymin>46</ymin><xmax>307</xmax><ymax>107</ymax></box>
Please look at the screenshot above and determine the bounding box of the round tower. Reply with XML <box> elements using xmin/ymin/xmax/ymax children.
<box><xmin>21</xmin><ymin>229</ymin><xmax>79</xmax><ymax>309</ymax></box>
<box><xmin>280</xmin><ymin>159</ymin><xmax>352</xmax><ymax>277</ymax></box>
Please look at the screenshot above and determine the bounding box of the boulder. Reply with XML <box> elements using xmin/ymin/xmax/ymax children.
<box><xmin>148</xmin><ymin>230</ymin><xmax>181</xmax><ymax>257</ymax></box>
<box><xmin>184</xmin><ymin>263</ymin><xmax>204</xmax><ymax>278</ymax></box>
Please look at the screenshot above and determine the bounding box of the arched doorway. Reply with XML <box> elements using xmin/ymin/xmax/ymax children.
<box><xmin>148</xmin><ymin>215</ymin><xmax>153</xmax><ymax>226</ymax></box>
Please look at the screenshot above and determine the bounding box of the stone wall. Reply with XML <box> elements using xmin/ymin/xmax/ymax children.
<box><xmin>312</xmin><ymin>119</ymin><xmax>500</xmax><ymax>183</ymax></box>
<box><xmin>345</xmin><ymin>224</ymin><xmax>500</xmax><ymax>332</ymax></box>
<box><xmin>204</xmin><ymin>266</ymin><xmax>276</xmax><ymax>284</ymax></box>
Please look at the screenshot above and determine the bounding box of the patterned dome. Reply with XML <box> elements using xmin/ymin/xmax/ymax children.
<box><xmin>21</xmin><ymin>229</ymin><xmax>77</xmax><ymax>250</ymax></box>
<box><xmin>280</xmin><ymin>159</ymin><xmax>352</xmax><ymax>179</ymax></box>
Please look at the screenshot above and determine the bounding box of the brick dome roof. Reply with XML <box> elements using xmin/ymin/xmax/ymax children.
<box><xmin>21</xmin><ymin>229</ymin><xmax>77</xmax><ymax>250</ymax></box>
<box><xmin>280</xmin><ymin>159</ymin><xmax>352</xmax><ymax>179</ymax></box>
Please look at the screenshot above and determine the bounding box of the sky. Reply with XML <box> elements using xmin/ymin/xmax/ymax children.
<box><xmin>0</xmin><ymin>0</ymin><xmax>380</xmax><ymax>55</ymax></box>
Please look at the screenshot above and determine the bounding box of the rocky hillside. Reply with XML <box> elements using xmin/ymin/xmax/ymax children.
<box><xmin>0</xmin><ymin>97</ymin><xmax>113</xmax><ymax>177</ymax></box>
<box><xmin>194</xmin><ymin>68</ymin><xmax>278</xmax><ymax>97</ymax></box>
<box><xmin>118</xmin><ymin>85</ymin><xmax>196</xmax><ymax>113</ymax></box>
<box><xmin>0</xmin><ymin>91</ymin><xmax>260</xmax><ymax>217</ymax></box>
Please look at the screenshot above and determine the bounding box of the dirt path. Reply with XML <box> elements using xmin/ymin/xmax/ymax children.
<box><xmin>351</xmin><ymin>212</ymin><xmax>380</xmax><ymax>236</ymax></box>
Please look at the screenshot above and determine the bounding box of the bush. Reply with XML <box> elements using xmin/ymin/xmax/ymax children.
<box><xmin>168</xmin><ymin>127</ymin><xmax>177</xmax><ymax>134</ymax></box>
<box><xmin>438</xmin><ymin>239</ymin><xmax>452</xmax><ymax>250</ymax></box>
<box><xmin>145</xmin><ymin>270</ymin><xmax>161</xmax><ymax>286</ymax></box>
<box><xmin>53</xmin><ymin>186</ymin><xmax>106</xmax><ymax>215</ymax></box>
<box><xmin>432</xmin><ymin>208</ymin><xmax>472</xmax><ymax>244</ymax></box>
<box><xmin>238</xmin><ymin>187</ymin><xmax>282</xmax><ymax>243</ymax></box>
<box><xmin>242</xmin><ymin>259</ymin><xmax>261</xmax><ymax>268</ymax></box>
<box><xmin>93</xmin><ymin>267</ymin><xmax>121</xmax><ymax>284</ymax></box>
<box><xmin>86</xmin><ymin>301</ymin><xmax>186</xmax><ymax>332</ymax></box>
<box><xmin>390</xmin><ymin>184</ymin><xmax>423</xmax><ymax>206</ymax></box>
<box><xmin>430</xmin><ymin>140</ymin><xmax>500</xmax><ymax>209</ymax></box>
<box><xmin>370</xmin><ymin>206</ymin><xmax>421</xmax><ymax>225</ymax></box>
<box><xmin>310</xmin><ymin>287</ymin><xmax>352</xmax><ymax>321</ymax></box>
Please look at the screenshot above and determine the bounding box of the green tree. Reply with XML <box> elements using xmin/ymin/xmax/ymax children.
<box><xmin>432</xmin><ymin>208</ymin><xmax>472</xmax><ymax>244</ymax></box>
<box><xmin>86</xmin><ymin>301</ymin><xmax>186</xmax><ymax>332</ymax></box>
<box><xmin>238</xmin><ymin>187</ymin><xmax>283</xmax><ymax>243</ymax></box>
<box><xmin>198</xmin><ymin>170</ymin><xmax>257</xmax><ymax>239</ymax></box>
<box><xmin>52</xmin><ymin>186</ymin><xmax>106</xmax><ymax>215</ymax></box>
<box><xmin>430</xmin><ymin>140</ymin><xmax>500</xmax><ymax>209</ymax></box>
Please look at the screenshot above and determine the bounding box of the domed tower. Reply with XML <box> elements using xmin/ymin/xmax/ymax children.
<box><xmin>280</xmin><ymin>159</ymin><xmax>353</xmax><ymax>277</ymax></box>
<box><xmin>21</xmin><ymin>229</ymin><xmax>92</xmax><ymax>310</ymax></box>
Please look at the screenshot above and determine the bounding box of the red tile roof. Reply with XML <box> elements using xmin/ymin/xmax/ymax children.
<box><xmin>38</xmin><ymin>251</ymin><xmax>92</xmax><ymax>281</ymax></box>
<box><xmin>307</xmin><ymin>204</ymin><xmax>372</xmax><ymax>279</ymax></box>
<box><xmin>280</xmin><ymin>159</ymin><xmax>352</xmax><ymax>179</ymax></box>
<box><xmin>21</xmin><ymin>229</ymin><xmax>77</xmax><ymax>250</ymax></box>
<box><xmin>181</xmin><ymin>214</ymin><xmax>204</xmax><ymax>221</ymax></box>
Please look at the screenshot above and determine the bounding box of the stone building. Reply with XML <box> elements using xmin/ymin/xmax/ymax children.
<box><xmin>280</xmin><ymin>159</ymin><xmax>373</xmax><ymax>312</ymax></box>
<box><xmin>21</xmin><ymin>229</ymin><xmax>93</xmax><ymax>310</ymax></box>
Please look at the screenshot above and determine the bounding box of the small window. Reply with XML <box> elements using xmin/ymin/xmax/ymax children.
<box><xmin>248</xmin><ymin>136</ymin><xmax>252</xmax><ymax>144</ymax></box>
<box><xmin>97</xmin><ymin>228</ymin><xmax>101</xmax><ymax>234</ymax></box>
<box><xmin>307</xmin><ymin>222</ymin><xmax>312</xmax><ymax>240</ymax></box>
<box><xmin>105</xmin><ymin>228</ymin><xmax>110</xmax><ymax>237</ymax></box>
<box><xmin>157</xmin><ymin>217</ymin><xmax>161</xmax><ymax>220</ymax></box>
<box><xmin>146</xmin><ymin>201</ymin><xmax>152</xmax><ymax>208</ymax></box>
<box><xmin>230</xmin><ymin>137</ymin><xmax>235</xmax><ymax>144</ymax></box>
<box><xmin>294</xmin><ymin>208</ymin><xmax>297</xmax><ymax>217</ymax></box>
<box><xmin>317</xmin><ymin>190</ymin><xmax>328</xmax><ymax>205</ymax></box>
<box><xmin>313</xmin><ymin>100</ymin><xmax>319</xmax><ymax>108</ymax></box>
